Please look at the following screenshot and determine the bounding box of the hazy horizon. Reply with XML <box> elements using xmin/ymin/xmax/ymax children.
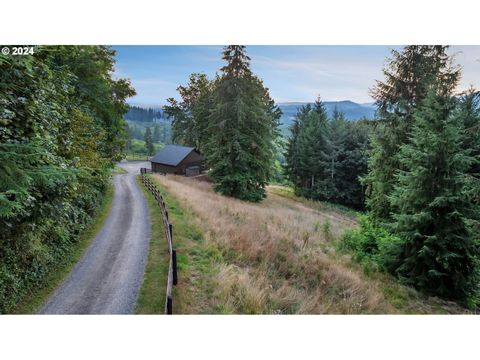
<box><xmin>113</xmin><ymin>45</ymin><xmax>480</xmax><ymax>106</ymax></box>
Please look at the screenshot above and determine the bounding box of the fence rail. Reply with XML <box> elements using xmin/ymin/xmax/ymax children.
<box><xmin>140</xmin><ymin>167</ymin><xmax>177</xmax><ymax>314</ymax></box>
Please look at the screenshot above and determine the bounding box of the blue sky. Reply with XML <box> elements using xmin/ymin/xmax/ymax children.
<box><xmin>113</xmin><ymin>45</ymin><xmax>480</xmax><ymax>106</ymax></box>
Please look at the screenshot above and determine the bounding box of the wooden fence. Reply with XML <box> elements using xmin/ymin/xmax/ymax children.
<box><xmin>140</xmin><ymin>168</ymin><xmax>177</xmax><ymax>314</ymax></box>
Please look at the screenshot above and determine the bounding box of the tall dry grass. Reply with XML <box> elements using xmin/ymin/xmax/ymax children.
<box><xmin>154</xmin><ymin>174</ymin><xmax>396</xmax><ymax>314</ymax></box>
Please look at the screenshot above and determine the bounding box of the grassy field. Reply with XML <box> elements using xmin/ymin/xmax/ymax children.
<box><xmin>125</xmin><ymin>139</ymin><xmax>163</xmax><ymax>161</ymax></box>
<box><xmin>12</xmin><ymin>179</ymin><xmax>115</xmax><ymax>314</ymax></box>
<box><xmin>147</xmin><ymin>174</ymin><xmax>469</xmax><ymax>314</ymax></box>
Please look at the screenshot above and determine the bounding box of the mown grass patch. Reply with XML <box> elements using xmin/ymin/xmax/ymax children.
<box><xmin>12</xmin><ymin>180</ymin><xmax>115</xmax><ymax>314</ymax></box>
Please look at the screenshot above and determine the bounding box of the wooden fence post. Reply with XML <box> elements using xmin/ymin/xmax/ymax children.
<box><xmin>166</xmin><ymin>296</ymin><xmax>172</xmax><ymax>315</ymax></box>
<box><xmin>169</xmin><ymin>223</ymin><xmax>173</xmax><ymax>244</ymax></box>
<box><xmin>172</xmin><ymin>249</ymin><xmax>178</xmax><ymax>285</ymax></box>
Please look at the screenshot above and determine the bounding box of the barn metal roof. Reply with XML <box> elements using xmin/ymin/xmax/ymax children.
<box><xmin>150</xmin><ymin>145</ymin><xmax>196</xmax><ymax>166</ymax></box>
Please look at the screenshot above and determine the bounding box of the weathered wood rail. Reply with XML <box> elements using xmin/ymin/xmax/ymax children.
<box><xmin>140</xmin><ymin>168</ymin><xmax>177</xmax><ymax>314</ymax></box>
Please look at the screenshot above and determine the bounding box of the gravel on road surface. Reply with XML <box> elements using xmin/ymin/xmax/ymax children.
<box><xmin>39</xmin><ymin>161</ymin><xmax>151</xmax><ymax>314</ymax></box>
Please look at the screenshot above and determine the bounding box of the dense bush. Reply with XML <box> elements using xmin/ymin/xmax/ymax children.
<box><xmin>340</xmin><ymin>215</ymin><xmax>402</xmax><ymax>271</ymax></box>
<box><xmin>0</xmin><ymin>46</ymin><xmax>134</xmax><ymax>313</ymax></box>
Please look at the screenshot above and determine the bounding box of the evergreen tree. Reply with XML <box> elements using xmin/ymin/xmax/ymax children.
<box><xmin>163</xmin><ymin>73</ymin><xmax>213</xmax><ymax>150</ymax></box>
<box><xmin>284</xmin><ymin>104</ymin><xmax>312</xmax><ymax>192</ymax></box>
<box><xmin>388</xmin><ymin>91</ymin><xmax>480</xmax><ymax>301</ymax></box>
<box><xmin>144</xmin><ymin>127</ymin><xmax>154</xmax><ymax>155</ymax></box>
<box><xmin>328</xmin><ymin>112</ymin><xmax>370</xmax><ymax>208</ymax></box>
<box><xmin>153</xmin><ymin>124</ymin><xmax>161</xmax><ymax>143</ymax></box>
<box><xmin>162</xmin><ymin>125</ymin><xmax>168</xmax><ymax>144</ymax></box>
<box><xmin>457</xmin><ymin>89</ymin><xmax>480</xmax><ymax>205</ymax></box>
<box><xmin>285</xmin><ymin>103</ymin><xmax>370</xmax><ymax>209</ymax></box>
<box><xmin>365</xmin><ymin>46</ymin><xmax>460</xmax><ymax>221</ymax></box>
<box><xmin>124</xmin><ymin>123</ymin><xmax>132</xmax><ymax>152</ymax></box>
<box><xmin>204</xmin><ymin>45</ymin><xmax>281</xmax><ymax>201</ymax></box>
<box><xmin>296</xmin><ymin>97</ymin><xmax>330</xmax><ymax>198</ymax></box>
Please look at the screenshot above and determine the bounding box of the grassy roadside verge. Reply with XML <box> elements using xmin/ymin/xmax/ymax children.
<box><xmin>135</xmin><ymin>175</ymin><xmax>169</xmax><ymax>313</ymax></box>
<box><xmin>137</xmin><ymin>174</ymin><xmax>220</xmax><ymax>314</ymax></box>
<box><xmin>113</xmin><ymin>165</ymin><xmax>128</xmax><ymax>174</ymax></box>
<box><xmin>12</xmin><ymin>178</ymin><xmax>115</xmax><ymax>314</ymax></box>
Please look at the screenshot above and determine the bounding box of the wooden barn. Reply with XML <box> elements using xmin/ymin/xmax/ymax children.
<box><xmin>150</xmin><ymin>145</ymin><xmax>205</xmax><ymax>176</ymax></box>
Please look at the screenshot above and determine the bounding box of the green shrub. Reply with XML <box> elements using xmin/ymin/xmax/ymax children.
<box><xmin>340</xmin><ymin>215</ymin><xmax>402</xmax><ymax>270</ymax></box>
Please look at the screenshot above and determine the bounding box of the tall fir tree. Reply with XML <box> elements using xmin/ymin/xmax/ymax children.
<box><xmin>204</xmin><ymin>45</ymin><xmax>281</xmax><ymax>201</ymax></box>
<box><xmin>296</xmin><ymin>97</ymin><xmax>331</xmax><ymax>199</ymax></box>
<box><xmin>365</xmin><ymin>46</ymin><xmax>460</xmax><ymax>221</ymax></box>
<box><xmin>153</xmin><ymin>124</ymin><xmax>161</xmax><ymax>143</ymax></box>
<box><xmin>388</xmin><ymin>90</ymin><xmax>480</xmax><ymax>301</ymax></box>
<box><xmin>163</xmin><ymin>73</ymin><xmax>213</xmax><ymax>151</ymax></box>
<box><xmin>144</xmin><ymin>127</ymin><xmax>154</xmax><ymax>156</ymax></box>
<box><xmin>457</xmin><ymin>89</ymin><xmax>480</xmax><ymax>205</ymax></box>
<box><xmin>284</xmin><ymin>104</ymin><xmax>312</xmax><ymax>192</ymax></box>
<box><xmin>328</xmin><ymin>112</ymin><xmax>370</xmax><ymax>208</ymax></box>
<box><xmin>285</xmin><ymin>103</ymin><xmax>370</xmax><ymax>208</ymax></box>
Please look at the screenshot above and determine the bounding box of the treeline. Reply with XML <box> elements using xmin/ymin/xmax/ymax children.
<box><xmin>321</xmin><ymin>46</ymin><xmax>479</xmax><ymax>305</ymax></box>
<box><xmin>0</xmin><ymin>46</ymin><xmax>134</xmax><ymax>312</ymax></box>
<box><xmin>125</xmin><ymin>105</ymin><xmax>163</xmax><ymax>122</ymax></box>
<box><xmin>125</xmin><ymin>122</ymin><xmax>170</xmax><ymax>143</ymax></box>
<box><xmin>163</xmin><ymin>46</ymin><xmax>281</xmax><ymax>201</ymax></box>
<box><xmin>285</xmin><ymin>102</ymin><xmax>370</xmax><ymax>209</ymax></box>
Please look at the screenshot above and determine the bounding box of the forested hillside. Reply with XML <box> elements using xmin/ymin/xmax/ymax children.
<box><xmin>125</xmin><ymin>105</ymin><xmax>164</xmax><ymax>122</ymax></box>
<box><xmin>0</xmin><ymin>46</ymin><xmax>134</xmax><ymax>313</ymax></box>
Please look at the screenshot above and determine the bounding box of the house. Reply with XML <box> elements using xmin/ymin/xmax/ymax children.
<box><xmin>150</xmin><ymin>144</ymin><xmax>205</xmax><ymax>176</ymax></box>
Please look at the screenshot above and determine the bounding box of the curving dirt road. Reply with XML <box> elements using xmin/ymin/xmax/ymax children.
<box><xmin>39</xmin><ymin>161</ymin><xmax>151</xmax><ymax>314</ymax></box>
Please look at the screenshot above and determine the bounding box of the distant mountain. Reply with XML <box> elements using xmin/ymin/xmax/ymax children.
<box><xmin>278</xmin><ymin>100</ymin><xmax>376</xmax><ymax>128</ymax></box>
<box><xmin>126</xmin><ymin>100</ymin><xmax>377</xmax><ymax>129</ymax></box>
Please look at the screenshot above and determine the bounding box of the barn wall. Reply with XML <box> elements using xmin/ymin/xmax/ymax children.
<box><xmin>151</xmin><ymin>162</ymin><xmax>178</xmax><ymax>174</ymax></box>
<box><xmin>151</xmin><ymin>150</ymin><xmax>205</xmax><ymax>175</ymax></box>
<box><xmin>178</xmin><ymin>151</ymin><xmax>205</xmax><ymax>174</ymax></box>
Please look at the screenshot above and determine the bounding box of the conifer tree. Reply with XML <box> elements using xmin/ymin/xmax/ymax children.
<box><xmin>284</xmin><ymin>104</ymin><xmax>312</xmax><ymax>192</ymax></box>
<box><xmin>457</xmin><ymin>89</ymin><xmax>480</xmax><ymax>205</ymax></box>
<box><xmin>204</xmin><ymin>45</ymin><xmax>281</xmax><ymax>201</ymax></box>
<box><xmin>285</xmin><ymin>102</ymin><xmax>370</xmax><ymax>208</ymax></box>
<box><xmin>328</xmin><ymin>113</ymin><xmax>370</xmax><ymax>208</ymax></box>
<box><xmin>163</xmin><ymin>73</ymin><xmax>213</xmax><ymax>151</ymax></box>
<box><xmin>296</xmin><ymin>97</ymin><xmax>330</xmax><ymax>198</ymax></box>
<box><xmin>388</xmin><ymin>90</ymin><xmax>480</xmax><ymax>301</ymax></box>
<box><xmin>153</xmin><ymin>124</ymin><xmax>161</xmax><ymax>143</ymax></box>
<box><xmin>365</xmin><ymin>46</ymin><xmax>460</xmax><ymax>221</ymax></box>
<box><xmin>144</xmin><ymin>127</ymin><xmax>154</xmax><ymax>155</ymax></box>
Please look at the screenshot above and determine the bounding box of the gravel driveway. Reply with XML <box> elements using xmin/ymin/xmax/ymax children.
<box><xmin>39</xmin><ymin>161</ymin><xmax>151</xmax><ymax>314</ymax></box>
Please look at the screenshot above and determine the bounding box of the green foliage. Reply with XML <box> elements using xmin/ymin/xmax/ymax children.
<box><xmin>340</xmin><ymin>215</ymin><xmax>402</xmax><ymax>270</ymax></box>
<box><xmin>163</xmin><ymin>47</ymin><xmax>282</xmax><ymax>201</ymax></box>
<box><xmin>387</xmin><ymin>91</ymin><xmax>480</xmax><ymax>301</ymax></box>
<box><xmin>203</xmin><ymin>46</ymin><xmax>281</xmax><ymax>202</ymax></box>
<box><xmin>0</xmin><ymin>46</ymin><xmax>134</xmax><ymax>313</ymax></box>
<box><xmin>360</xmin><ymin>45</ymin><xmax>480</xmax><ymax>304</ymax></box>
<box><xmin>144</xmin><ymin>127</ymin><xmax>155</xmax><ymax>156</ymax></box>
<box><xmin>163</xmin><ymin>73</ymin><xmax>213</xmax><ymax>151</ymax></box>
<box><xmin>284</xmin><ymin>101</ymin><xmax>370</xmax><ymax>209</ymax></box>
<box><xmin>126</xmin><ymin>120</ymin><xmax>170</xmax><ymax>144</ymax></box>
<box><xmin>365</xmin><ymin>46</ymin><xmax>460</xmax><ymax>222</ymax></box>
<box><xmin>125</xmin><ymin>105</ymin><xmax>163</xmax><ymax>123</ymax></box>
